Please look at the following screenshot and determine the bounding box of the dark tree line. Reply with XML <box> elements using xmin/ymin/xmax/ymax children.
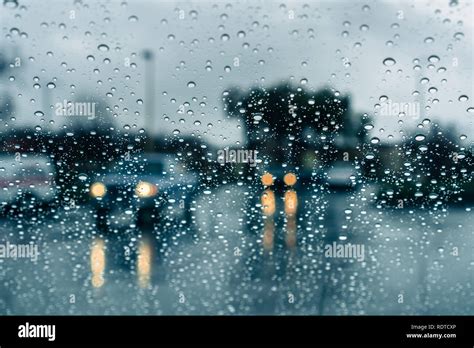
<box><xmin>223</xmin><ymin>82</ymin><xmax>371</xmax><ymax>170</ymax></box>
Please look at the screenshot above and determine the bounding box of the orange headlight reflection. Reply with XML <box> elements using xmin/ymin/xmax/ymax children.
<box><xmin>262</xmin><ymin>219</ymin><xmax>275</xmax><ymax>251</ymax></box>
<box><xmin>90</xmin><ymin>238</ymin><xmax>105</xmax><ymax>288</ymax></box>
<box><xmin>286</xmin><ymin>215</ymin><xmax>297</xmax><ymax>249</ymax></box>
<box><xmin>261</xmin><ymin>189</ymin><xmax>276</xmax><ymax>216</ymax></box>
<box><xmin>137</xmin><ymin>239</ymin><xmax>152</xmax><ymax>288</ymax></box>
<box><xmin>284</xmin><ymin>190</ymin><xmax>298</xmax><ymax>216</ymax></box>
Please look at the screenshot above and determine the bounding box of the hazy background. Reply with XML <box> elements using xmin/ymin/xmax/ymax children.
<box><xmin>1</xmin><ymin>0</ymin><xmax>472</xmax><ymax>147</ymax></box>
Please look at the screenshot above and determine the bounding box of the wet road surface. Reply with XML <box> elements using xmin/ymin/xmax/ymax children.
<box><xmin>0</xmin><ymin>184</ymin><xmax>472</xmax><ymax>315</ymax></box>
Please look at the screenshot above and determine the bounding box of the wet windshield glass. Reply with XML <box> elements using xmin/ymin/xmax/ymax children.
<box><xmin>0</xmin><ymin>0</ymin><xmax>472</xmax><ymax>315</ymax></box>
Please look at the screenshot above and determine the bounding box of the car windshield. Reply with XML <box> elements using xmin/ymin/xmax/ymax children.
<box><xmin>0</xmin><ymin>0</ymin><xmax>472</xmax><ymax>317</ymax></box>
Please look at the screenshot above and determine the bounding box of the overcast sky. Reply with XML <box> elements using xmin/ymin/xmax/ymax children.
<box><xmin>1</xmin><ymin>0</ymin><xmax>472</xmax><ymax>147</ymax></box>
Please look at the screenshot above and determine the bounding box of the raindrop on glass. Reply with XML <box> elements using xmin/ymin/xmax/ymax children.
<box><xmin>383</xmin><ymin>58</ymin><xmax>396</xmax><ymax>66</ymax></box>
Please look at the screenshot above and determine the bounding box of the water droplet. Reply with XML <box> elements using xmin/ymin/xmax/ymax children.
<box><xmin>418</xmin><ymin>145</ymin><xmax>428</xmax><ymax>152</ymax></box>
<box><xmin>187</xmin><ymin>81</ymin><xmax>196</xmax><ymax>88</ymax></box>
<box><xmin>97</xmin><ymin>44</ymin><xmax>109</xmax><ymax>52</ymax></box>
<box><xmin>3</xmin><ymin>0</ymin><xmax>19</xmax><ymax>9</ymax></box>
<box><xmin>458</xmin><ymin>95</ymin><xmax>468</xmax><ymax>102</ymax></box>
<box><xmin>220</xmin><ymin>33</ymin><xmax>230</xmax><ymax>42</ymax></box>
<box><xmin>428</xmin><ymin>55</ymin><xmax>440</xmax><ymax>63</ymax></box>
<box><xmin>383</xmin><ymin>58</ymin><xmax>396</xmax><ymax>66</ymax></box>
<box><xmin>136</xmin><ymin>99</ymin><xmax>143</xmax><ymax>105</ymax></box>
<box><xmin>415</xmin><ymin>134</ymin><xmax>426</xmax><ymax>141</ymax></box>
<box><xmin>420</xmin><ymin>77</ymin><xmax>430</xmax><ymax>84</ymax></box>
<box><xmin>34</xmin><ymin>111</ymin><xmax>44</xmax><ymax>117</ymax></box>
<box><xmin>47</xmin><ymin>82</ymin><xmax>56</xmax><ymax>89</ymax></box>
<box><xmin>453</xmin><ymin>32</ymin><xmax>464</xmax><ymax>41</ymax></box>
<box><xmin>78</xmin><ymin>174</ymin><xmax>88</xmax><ymax>181</ymax></box>
<box><xmin>128</xmin><ymin>15</ymin><xmax>138</xmax><ymax>22</ymax></box>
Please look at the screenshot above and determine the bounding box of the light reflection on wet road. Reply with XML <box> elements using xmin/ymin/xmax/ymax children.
<box><xmin>0</xmin><ymin>183</ymin><xmax>472</xmax><ymax>315</ymax></box>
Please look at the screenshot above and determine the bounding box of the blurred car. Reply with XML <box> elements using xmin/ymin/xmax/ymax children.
<box><xmin>0</xmin><ymin>154</ymin><xmax>57</xmax><ymax>214</ymax></box>
<box><xmin>87</xmin><ymin>153</ymin><xmax>198</xmax><ymax>233</ymax></box>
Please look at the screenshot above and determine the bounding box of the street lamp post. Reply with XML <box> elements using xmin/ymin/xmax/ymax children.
<box><xmin>142</xmin><ymin>49</ymin><xmax>155</xmax><ymax>152</ymax></box>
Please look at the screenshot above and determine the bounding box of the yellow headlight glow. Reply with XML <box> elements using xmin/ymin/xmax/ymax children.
<box><xmin>90</xmin><ymin>182</ymin><xmax>107</xmax><ymax>198</ymax></box>
<box><xmin>261</xmin><ymin>172</ymin><xmax>274</xmax><ymax>187</ymax></box>
<box><xmin>283</xmin><ymin>173</ymin><xmax>297</xmax><ymax>186</ymax></box>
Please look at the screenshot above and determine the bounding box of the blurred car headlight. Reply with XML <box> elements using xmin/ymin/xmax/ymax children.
<box><xmin>135</xmin><ymin>181</ymin><xmax>157</xmax><ymax>198</ymax></box>
<box><xmin>90</xmin><ymin>182</ymin><xmax>107</xmax><ymax>198</ymax></box>
<box><xmin>283</xmin><ymin>172</ymin><xmax>297</xmax><ymax>186</ymax></box>
<box><xmin>261</xmin><ymin>172</ymin><xmax>274</xmax><ymax>186</ymax></box>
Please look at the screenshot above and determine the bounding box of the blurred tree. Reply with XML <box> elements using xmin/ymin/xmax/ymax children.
<box><xmin>377</xmin><ymin>121</ymin><xmax>473</xmax><ymax>205</ymax></box>
<box><xmin>223</xmin><ymin>82</ymin><xmax>370</xmax><ymax>171</ymax></box>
